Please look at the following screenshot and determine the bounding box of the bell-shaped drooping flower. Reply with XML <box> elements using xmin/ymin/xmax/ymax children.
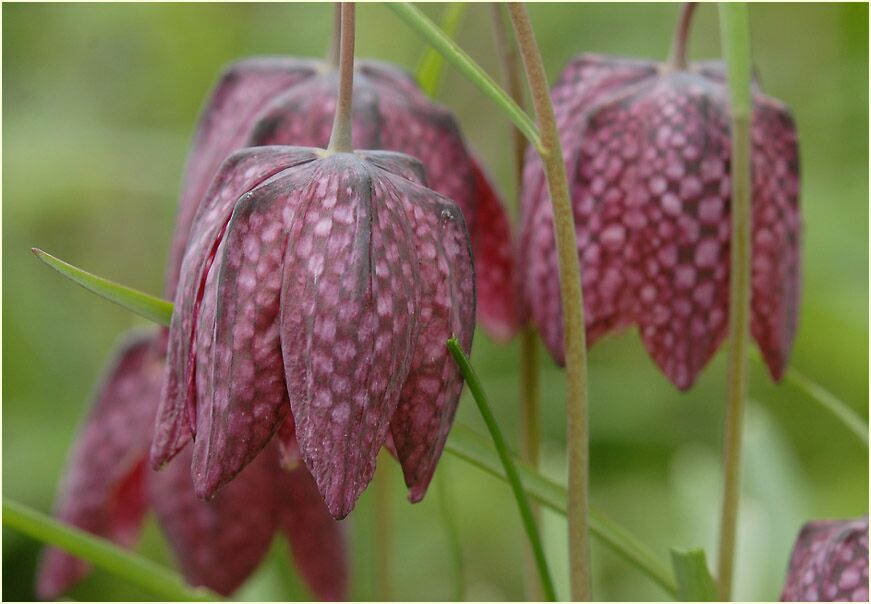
<box><xmin>518</xmin><ymin>9</ymin><xmax>800</xmax><ymax>390</ymax></box>
<box><xmin>153</xmin><ymin>146</ymin><xmax>475</xmax><ymax>519</ymax></box>
<box><xmin>781</xmin><ymin>516</ymin><xmax>868</xmax><ymax>602</ymax></box>
<box><xmin>165</xmin><ymin>57</ymin><xmax>516</xmax><ymax>340</ymax></box>
<box><xmin>38</xmin><ymin>330</ymin><xmax>347</xmax><ymax>601</ymax></box>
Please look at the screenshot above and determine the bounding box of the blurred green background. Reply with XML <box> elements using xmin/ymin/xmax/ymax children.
<box><xmin>3</xmin><ymin>2</ymin><xmax>867</xmax><ymax>601</ymax></box>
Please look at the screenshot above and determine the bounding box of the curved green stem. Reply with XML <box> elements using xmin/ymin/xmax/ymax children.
<box><xmin>327</xmin><ymin>3</ymin><xmax>355</xmax><ymax>154</ymax></box>
<box><xmin>415</xmin><ymin>3</ymin><xmax>467</xmax><ymax>96</ymax></box>
<box><xmin>448</xmin><ymin>339</ymin><xmax>557</xmax><ymax>601</ymax></box>
<box><xmin>3</xmin><ymin>499</ymin><xmax>218</xmax><ymax>601</ymax></box>
<box><xmin>444</xmin><ymin>425</ymin><xmax>679</xmax><ymax>597</ymax></box>
<box><xmin>783</xmin><ymin>366</ymin><xmax>869</xmax><ymax>447</ymax></box>
<box><xmin>386</xmin><ymin>2</ymin><xmax>541</xmax><ymax>152</ymax></box>
<box><xmin>716</xmin><ymin>4</ymin><xmax>752</xmax><ymax>600</ymax></box>
<box><xmin>506</xmin><ymin>4</ymin><xmax>592</xmax><ymax>599</ymax></box>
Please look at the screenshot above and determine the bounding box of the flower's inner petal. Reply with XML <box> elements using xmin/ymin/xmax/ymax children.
<box><xmin>276</xmin><ymin>415</ymin><xmax>302</xmax><ymax>471</ymax></box>
<box><xmin>154</xmin><ymin>148</ymin><xmax>317</xmax><ymax>472</ymax></box>
<box><xmin>469</xmin><ymin>158</ymin><xmax>518</xmax><ymax>342</ymax></box>
<box><xmin>189</xmin><ymin>163</ymin><xmax>318</xmax><ymax>499</ymax></box>
<box><xmin>281</xmin><ymin>156</ymin><xmax>419</xmax><ymax>519</ymax></box>
<box><xmin>357</xmin><ymin>149</ymin><xmax>427</xmax><ymax>185</ymax></box>
<box><xmin>166</xmin><ymin>58</ymin><xmax>319</xmax><ymax>298</ymax></box>
<box><xmin>750</xmin><ymin>99</ymin><xmax>801</xmax><ymax>381</ymax></box>
<box><xmin>388</xmin><ymin>175</ymin><xmax>475</xmax><ymax>503</ymax></box>
<box><xmin>149</xmin><ymin>444</ymin><xmax>278</xmax><ymax>597</ymax></box>
<box><xmin>37</xmin><ymin>332</ymin><xmax>162</xmax><ymax>600</ymax></box>
<box><xmin>276</xmin><ymin>458</ymin><xmax>349</xmax><ymax>602</ymax></box>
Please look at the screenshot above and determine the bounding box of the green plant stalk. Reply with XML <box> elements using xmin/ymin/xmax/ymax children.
<box><xmin>436</xmin><ymin>463</ymin><xmax>466</xmax><ymax>601</ymax></box>
<box><xmin>716</xmin><ymin>3</ymin><xmax>752</xmax><ymax>600</ymax></box>
<box><xmin>444</xmin><ymin>424</ymin><xmax>679</xmax><ymax>597</ymax></box>
<box><xmin>3</xmin><ymin>499</ymin><xmax>218</xmax><ymax>601</ymax></box>
<box><xmin>490</xmin><ymin>4</ymin><xmax>543</xmax><ymax>599</ymax></box>
<box><xmin>326</xmin><ymin>2</ymin><xmax>355</xmax><ymax>154</ymax></box>
<box><xmin>506</xmin><ymin>4</ymin><xmax>592</xmax><ymax>599</ymax></box>
<box><xmin>448</xmin><ymin>339</ymin><xmax>557</xmax><ymax>601</ymax></box>
<box><xmin>386</xmin><ymin>2</ymin><xmax>541</xmax><ymax>152</ymax></box>
<box><xmin>32</xmin><ymin>248</ymin><xmax>173</xmax><ymax>325</ymax></box>
<box><xmin>416</xmin><ymin>3</ymin><xmax>467</xmax><ymax>96</ymax></box>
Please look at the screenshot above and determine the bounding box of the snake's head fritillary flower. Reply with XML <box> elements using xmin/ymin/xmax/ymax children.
<box><xmin>166</xmin><ymin>57</ymin><xmax>515</xmax><ymax>340</ymax></box>
<box><xmin>519</xmin><ymin>23</ymin><xmax>800</xmax><ymax>390</ymax></box>
<box><xmin>38</xmin><ymin>330</ymin><xmax>347</xmax><ymax>600</ymax></box>
<box><xmin>781</xmin><ymin>516</ymin><xmax>868</xmax><ymax>602</ymax></box>
<box><xmin>152</xmin><ymin>146</ymin><xmax>475</xmax><ymax>519</ymax></box>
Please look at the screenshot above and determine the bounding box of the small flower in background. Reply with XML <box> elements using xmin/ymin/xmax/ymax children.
<box><xmin>518</xmin><ymin>11</ymin><xmax>800</xmax><ymax>390</ymax></box>
<box><xmin>781</xmin><ymin>516</ymin><xmax>868</xmax><ymax>602</ymax></box>
<box><xmin>38</xmin><ymin>331</ymin><xmax>347</xmax><ymax>600</ymax></box>
<box><xmin>166</xmin><ymin>57</ymin><xmax>517</xmax><ymax>342</ymax></box>
<box><xmin>152</xmin><ymin>147</ymin><xmax>475</xmax><ymax>519</ymax></box>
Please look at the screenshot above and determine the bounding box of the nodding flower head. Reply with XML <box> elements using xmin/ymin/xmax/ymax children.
<box><xmin>152</xmin><ymin>146</ymin><xmax>475</xmax><ymax>519</ymax></box>
<box><xmin>38</xmin><ymin>330</ymin><xmax>347</xmax><ymax>601</ymax></box>
<box><xmin>781</xmin><ymin>516</ymin><xmax>868</xmax><ymax>602</ymax></box>
<box><xmin>165</xmin><ymin>57</ymin><xmax>516</xmax><ymax>340</ymax></box>
<box><xmin>519</xmin><ymin>43</ymin><xmax>800</xmax><ymax>390</ymax></box>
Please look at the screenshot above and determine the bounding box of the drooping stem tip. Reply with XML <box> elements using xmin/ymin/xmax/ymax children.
<box><xmin>506</xmin><ymin>3</ymin><xmax>592</xmax><ymax>600</ymax></box>
<box><xmin>327</xmin><ymin>2</ymin><xmax>355</xmax><ymax>154</ymax></box>
<box><xmin>668</xmin><ymin>2</ymin><xmax>699</xmax><ymax>70</ymax></box>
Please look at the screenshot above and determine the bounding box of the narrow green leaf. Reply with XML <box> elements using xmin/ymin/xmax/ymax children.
<box><xmin>448</xmin><ymin>338</ymin><xmax>557</xmax><ymax>601</ymax></box>
<box><xmin>670</xmin><ymin>548</ymin><xmax>718</xmax><ymax>601</ymax></box>
<box><xmin>416</xmin><ymin>3</ymin><xmax>467</xmax><ymax>96</ymax></box>
<box><xmin>32</xmin><ymin>248</ymin><xmax>172</xmax><ymax>326</ymax></box>
<box><xmin>749</xmin><ymin>353</ymin><xmax>869</xmax><ymax>448</ymax></box>
<box><xmin>445</xmin><ymin>425</ymin><xmax>679</xmax><ymax>597</ymax></box>
<box><xmin>3</xmin><ymin>499</ymin><xmax>218</xmax><ymax>601</ymax></box>
<box><xmin>386</xmin><ymin>2</ymin><xmax>542</xmax><ymax>151</ymax></box>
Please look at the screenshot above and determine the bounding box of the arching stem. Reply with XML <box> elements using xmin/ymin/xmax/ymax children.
<box><xmin>668</xmin><ymin>2</ymin><xmax>699</xmax><ymax>70</ymax></box>
<box><xmin>491</xmin><ymin>4</ymin><xmax>543</xmax><ymax>600</ymax></box>
<box><xmin>507</xmin><ymin>3</ymin><xmax>592</xmax><ymax>599</ymax></box>
<box><xmin>327</xmin><ymin>2</ymin><xmax>355</xmax><ymax>154</ymax></box>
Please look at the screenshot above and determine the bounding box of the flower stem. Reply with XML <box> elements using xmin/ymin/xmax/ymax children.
<box><xmin>448</xmin><ymin>339</ymin><xmax>557</xmax><ymax>601</ymax></box>
<box><xmin>668</xmin><ymin>2</ymin><xmax>699</xmax><ymax>70</ymax></box>
<box><xmin>386</xmin><ymin>2</ymin><xmax>542</xmax><ymax>152</ymax></box>
<box><xmin>374</xmin><ymin>454</ymin><xmax>392</xmax><ymax>601</ymax></box>
<box><xmin>327</xmin><ymin>3</ymin><xmax>341</xmax><ymax>67</ymax></box>
<box><xmin>716</xmin><ymin>3</ymin><xmax>752</xmax><ymax>600</ymax></box>
<box><xmin>506</xmin><ymin>3</ymin><xmax>592</xmax><ymax>599</ymax></box>
<box><xmin>3</xmin><ymin>499</ymin><xmax>218</xmax><ymax>601</ymax></box>
<box><xmin>326</xmin><ymin>2</ymin><xmax>355</xmax><ymax>154</ymax></box>
<box><xmin>490</xmin><ymin>4</ymin><xmax>543</xmax><ymax>600</ymax></box>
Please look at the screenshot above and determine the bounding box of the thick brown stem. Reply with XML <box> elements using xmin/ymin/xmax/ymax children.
<box><xmin>507</xmin><ymin>3</ymin><xmax>592</xmax><ymax>600</ymax></box>
<box><xmin>669</xmin><ymin>2</ymin><xmax>698</xmax><ymax>70</ymax></box>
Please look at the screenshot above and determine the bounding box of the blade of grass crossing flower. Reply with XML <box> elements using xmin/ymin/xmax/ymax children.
<box><xmin>445</xmin><ymin>425</ymin><xmax>679</xmax><ymax>597</ymax></box>
<box><xmin>415</xmin><ymin>3</ymin><xmax>467</xmax><ymax>96</ymax></box>
<box><xmin>386</xmin><ymin>2</ymin><xmax>542</xmax><ymax>152</ymax></box>
<box><xmin>32</xmin><ymin>248</ymin><xmax>172</xmax><ymax>326</ymax></box>
<box><xmin>447</xmin><ymin>338</ymin><xmax>557</xmax><ymax>601</ymax></box>
<box><xmin>3</xmin><ymin>499</ymin><xmax>218</xmax><ymax>601</ymax></box>
<box><xmin>670</xmin><ymin>548</ymin><xmax>718</xmax><ymax>601</ymax></box>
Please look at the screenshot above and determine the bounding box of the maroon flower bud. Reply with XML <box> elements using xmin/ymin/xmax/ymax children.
<box><xmin>166</xmin><ymin>57</ymin><xmax>516</xmax><ymax>340</ymax></box>
<box><xmin>153</xmin><ymin>147</ymin><xmax>475</xmax><ymax>518</ymax></box>
<box><xmin>38</xmin><ymin>330</ymin><xmax>347</xmax><ymax>600</ymax></box>
<box><xmin>781</xmin><ymin>516</ymin><xmax>868</xmax><ymax>602</ymax></box>
<box><xmin>519</xmin><ymin>51</ymin><xmax>800</xmax><ymax>390</ymax></box>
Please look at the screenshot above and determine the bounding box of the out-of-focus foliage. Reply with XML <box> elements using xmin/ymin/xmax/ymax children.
<box><xmin>3</xmin><ymin>3</ymin><xmax>867</xmax><ymax>601</ymax></box>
